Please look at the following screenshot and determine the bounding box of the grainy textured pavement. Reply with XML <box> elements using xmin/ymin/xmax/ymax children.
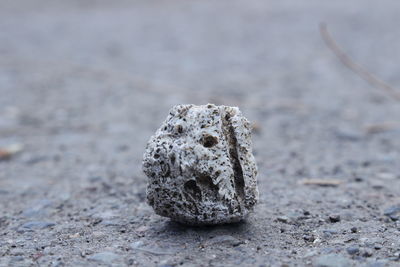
<box><xmin>1</xmin><ymin>0</ymin><xmax>400</xmax><ymax>266</ymax></box>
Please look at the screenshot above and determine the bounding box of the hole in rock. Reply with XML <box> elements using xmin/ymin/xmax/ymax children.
<box><xmin>176</xmin><ymin>125</ymin><xmax>183</xmax><ymax>133</ymax></box>
<box><xmin>184</xmin><ymin>180</ymin><xmax>202</xmax><ymax>200</ymax></box>
<box><xmin>202</xmin><ymin>135</ymin><xmax>218</xmax><ymax>148</ymax></box>
<box><xmin>196</xmin><ymin>175</ymin><xmax>219</xmax><ymax>193</ymax></box>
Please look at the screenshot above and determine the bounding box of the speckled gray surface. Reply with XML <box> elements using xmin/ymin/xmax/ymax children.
<box><xmin>1</xmin><ymin>0</ymin><xmax>400</xmax><ymax>266</ymax></box>
<box><xmin>143</xmin><ymin>104</ymin><xmax>258</xmax><ymax>225</ymax></box>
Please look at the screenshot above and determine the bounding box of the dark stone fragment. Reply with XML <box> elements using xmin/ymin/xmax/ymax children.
<box><xmin>383</xmin><ymin>205</ymin><xmax>400</xmax><ymax>221</ymax></box>
<box><xmin>329</xmin><ymin>214</ymin><xmax>341</xmax><ymax>223</ymax></box>
<box><xmin>346</xmin><ymin>246</ymin><xmax>359</xmax><ymax>255</ymax></box>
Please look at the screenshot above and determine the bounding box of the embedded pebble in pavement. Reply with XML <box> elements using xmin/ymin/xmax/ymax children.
<box><xmin>88</xmin><ymin>252</ymin><xmax>119</xmax><ymax>264</ymax></box>
<box><xmin>143</xmin><ymin>104</ymin><xmax>259</xmax><ymax>225</ymax></box>
<box><xmin>18</xmin><ymin>221</ymin><xmax>56</xmax><ymax>232</ymax></box>
<box><xmin>314</xmin><ymin>254</ymin><xmax>351</xmax><ymax>267</ymax></box>
<box><xmin>383</xmin><ymin>205</ymin><xmax>400</xmax><ymax>221</ymax></box>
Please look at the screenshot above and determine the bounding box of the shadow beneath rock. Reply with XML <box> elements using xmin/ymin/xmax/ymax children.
<box><xmin>148</xmin><ymin>218</ymin><xmax>256</xmax><ymax>240</ymax></box>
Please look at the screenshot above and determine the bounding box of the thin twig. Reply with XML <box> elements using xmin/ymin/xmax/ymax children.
<box><xmin>320</xmin><ymin>22</ymin><xmax>400</xmax><ymax>101</ymax></box>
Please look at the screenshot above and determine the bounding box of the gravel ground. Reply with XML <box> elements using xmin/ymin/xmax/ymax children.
<box><xmin>1</xmin><ymin>0</ymin><xmax>400</xmax><ymax>266</ymax></box>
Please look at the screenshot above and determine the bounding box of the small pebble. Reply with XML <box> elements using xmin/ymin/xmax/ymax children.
<box><xmin>334</xmin><ymin>128</ymin><xmax>362</xmax><ymax>142</ymax></box>
<box><xmin>323</xmin><ymin>229</ymin><xmax>338</xmax><ymax>235</ymax></box>
<box><xmin>88</xmin><ymin>252</ymin><xmax>119</xmax><ymax>264</ymax></box>
<box><xmin>354</xmin><ymin>177</ymin><xmax>364</xmax><ymax>182</ymax></box>
<box><xmin>328</xmin><ymin>215</ymin><xmax>341</xmax><ymax>223</ymax></box>
<box><xmin>362</xmin><ymin>161</ymin><xmax>371</xmax><ymax>167</ymax></box>
<box><xmin>346</xmin><ymin>246</ymin><xmax>359</xmax><ymax>255</ymax></box>
<box><xmin>366</xmin><ymin>259</ymin><xmax>389</xmax><ymax>267</ymax></box>
<box><xmin>350</xmin><ymin>227</ymin><xmax>357</xmax><ymax>233</ymax></box>
<box><xmin>361</xmin><ymin>248</ymin><xmax>373</xmax><ymax>257</ymax></box>
<box><xmin>22</xmin><ymin>199</ymin><xmax>52</xmax><ymax>218</ymax></box>
<box><xmin>277</xmin><ymin>216</ymin><xmax>289</xmax><ymax>223</ymax></box>
<box><xmin>287</xmin><ymin>211</ymin><xmax>306</xmax><ymax>221</ymax></box>
<box><xmin>24</xmin><ymin>155</ymin><xmax>47</xmax><ymax>165</ymax></box>
<box><xmin>303</xmin><ymin>210</ymin><xmax>311</xmax><ymax>216</ymax></box>
<box><xmin>383</xmin><ymin>205</ymin><xmax>400</xmax><ymax>221</ymax></box>
<box><xmin>68</xmin><ymin>233</ymin><xmax>80</xmax><ymax>239</ymax></box>
<box><xmin>377</xmin><ymin>172</ymin><xmax>396</xmax><ymax>180</ymax></box>
<box><xmin>314</xmin><ymin>254</ymin><xmax>351</xmax><ymax>267</ymax></box>
<box><xmin>303</xmin><ymin>234</ymin><xmax>315</xmax><ymax>242</ymax></box>
<box><xmin>371</xmin><ymin>181</ymin><xmax>385</xmax><ymax>190</ymax></box>
<box><xmin>51</xmin><ymin>260</ymin><xmax>64</xmax><ymax>267</ymax></box>
<box><xmin>10</xmin><ymin>256</ymin><xmax>24</xmax><ymax>262</ymax></box>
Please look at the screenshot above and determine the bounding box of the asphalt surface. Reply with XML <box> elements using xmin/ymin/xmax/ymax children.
<box><xmin>1</xmin><ymin>0</ymin><xmax>400</xmax><ymax>266</ymax></box>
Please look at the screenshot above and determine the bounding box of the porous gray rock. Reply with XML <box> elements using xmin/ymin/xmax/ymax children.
<box><xmin>143</xmin><ymin>104</ymin><xmax>258</xmax><ymax>225</ymax></box>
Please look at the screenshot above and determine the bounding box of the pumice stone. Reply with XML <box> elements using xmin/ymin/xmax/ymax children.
<box><xmin>143</xmin><ymin>104</ymin><xmax>259</xmax><ymax>225</ymax></box>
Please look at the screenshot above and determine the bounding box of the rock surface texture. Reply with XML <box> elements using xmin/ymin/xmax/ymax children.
<box><xmin>143</xmin><ymin>104</ymin><xmax>259</xmax><ymax>225</ymax></box>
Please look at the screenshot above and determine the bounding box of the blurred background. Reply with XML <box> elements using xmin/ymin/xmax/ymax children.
<box><xmin>1</xmin><ymin>0</ymin><xmax>400</xmax><ymax>266</ymax></box>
